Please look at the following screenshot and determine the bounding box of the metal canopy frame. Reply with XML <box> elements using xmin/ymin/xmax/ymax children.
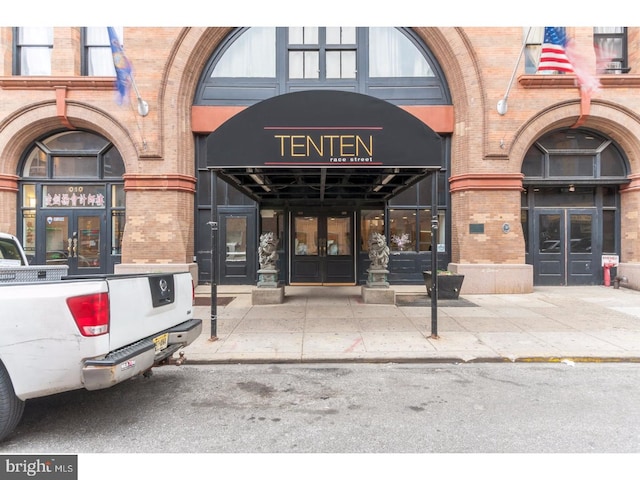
<box><xmin>205</xmin><ymin>90</ymin><xmax>444</xmax><ymax>338</ymax></box>
<box><xmin>215</xmin><ymin>166</ymin><xmax>436</xmax><ymax>206</ymax></box>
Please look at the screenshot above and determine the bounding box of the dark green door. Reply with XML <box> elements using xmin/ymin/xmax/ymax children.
<box><xmin>218</xmin><ymin>209</ymin><xmax>256</xmax><ymax>285</ymax></box>
<box><xmin>534</xmin><ymin>208</ymin><xmax>598</xmax><ymax>285</ymax></box>
<box><xmin>291</xmin><ymin>210</ymin><xmax>355</xmax><ymax>284</ymax></box>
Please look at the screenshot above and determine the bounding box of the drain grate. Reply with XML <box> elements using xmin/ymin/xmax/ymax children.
<box><xmin>194</xmin><ymin>296</ymin><xmax>235</xmax><ymax>306</ymax></box>
<box><xmin>395</xmin><ymin>294</ymin><xmax>477</xmax><ymax>307</ymax></box>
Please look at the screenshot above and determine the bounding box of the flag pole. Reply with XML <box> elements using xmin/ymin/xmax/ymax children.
<box><xmin>108</xmin><ymin>26</ymin><xmax>149</xmax><ymax>117</ymax></box>
<box><xmin>497</xmin><ymin>27</ymin><xmax>532</xmax><ymax>115</ymax></box>
<box><xmin>129</xmin><ymin>76</ymin><xmax>149</xmax><ymax>117</ymax></box>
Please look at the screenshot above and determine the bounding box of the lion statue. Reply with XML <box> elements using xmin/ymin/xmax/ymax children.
<box><xmin>368</xmin><ymin>232</ymin><xmax>389</xmax><ymax>270</ymax></box>
<box><xmin>258</xmin><ymin>232</ymin><xmax>279</xmax><ymax>269</ymax></box>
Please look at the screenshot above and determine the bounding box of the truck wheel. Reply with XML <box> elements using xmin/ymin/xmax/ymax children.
<box><xmin>0</xmin><ymin>361</ymin><xmax>24</xmax><ymax>443</ymax></box>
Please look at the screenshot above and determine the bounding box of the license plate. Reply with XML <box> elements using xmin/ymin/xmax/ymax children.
<box><xmin>153</xmin><ymin>333</ymin><xmax>169</xmax><ymax>352</ymax></box>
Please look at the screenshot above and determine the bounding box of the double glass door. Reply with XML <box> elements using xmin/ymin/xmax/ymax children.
<box><xmin>534</xmin><ymin>208</ymin><xmax>597</xmax><ymax>285</ymax></box>
<box><xmin>291</xmin><ymin>210</ymin><xmax>355</xmax><ymax>284</ymax></box>
<box><xmin>40</xmin><ymin>210</ymin><xmax>105</xmax><ymax>275</ymax></box>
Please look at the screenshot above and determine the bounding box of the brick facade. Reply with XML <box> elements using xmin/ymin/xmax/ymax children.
<box><xmin>1</xmin><ymin>27</ymin><xmax>640</xmax><ymax>292</ymax></box>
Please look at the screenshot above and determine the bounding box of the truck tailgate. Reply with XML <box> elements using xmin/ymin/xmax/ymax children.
<box><xmin>106</xmin><ymin>272</ymin><xmax>195</xmax><ymax>351</ymax></box>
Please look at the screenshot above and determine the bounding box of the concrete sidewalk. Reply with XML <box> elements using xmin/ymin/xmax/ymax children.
<box><xmin>182</xmin><ymin>284</ymin><xmax>640</xmax><ymax>364</ymax></box>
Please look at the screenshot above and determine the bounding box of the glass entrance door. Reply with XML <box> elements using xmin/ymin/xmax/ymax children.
<box><xmin>40</xmin><ymin>211</ymin><xmax>105</xmax><ymax>275</ymax></box>
<box><xmin>534</xmin><ymin>208</ymin><xmax>597</xmax><ymax>285</ymax></box>
<box><xmin>218</xmin><ymin>209</ymin><xmax>256</xmax><ymax>285</ymax></box>
<box><xmin>291</xmin><ymin>210</ymin><xmax>355</xmax><ymax>284</ymax></box>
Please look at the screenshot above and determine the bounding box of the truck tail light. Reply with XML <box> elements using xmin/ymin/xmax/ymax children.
<box><xmin>67</xmin><ymin>293</ymin><xmax>110</xmax><ymax>336</ymax></box>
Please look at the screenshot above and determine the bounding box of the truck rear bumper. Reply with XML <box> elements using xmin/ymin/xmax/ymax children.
<box><xmin>82</xmin><ymin>318</ymin><xmax>202</xmax><ymax>391</ymax></box>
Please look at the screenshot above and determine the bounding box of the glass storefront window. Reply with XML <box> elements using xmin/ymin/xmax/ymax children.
<box><xmin>42</xmin><ymin>185</ymin><xmax>106</xmax><ymax>208</ymax></box>
<box><xmin>418</xmin><ymin>209</ymin><xmax>432</xmax><ymax>252</ymax></box>
<box><xmin>260</xmin><ymin>209</ymin><xmax>284</xmax><ymax>244</ymax></box>
<box><xmin>22</xmin><ymin>184</ymin><xmax>36</xmax><ymax>208</ymax></box>
<box><xmin>389</xmin><ymin>208</ymin><xmax>445</xmax><ymax>253</ymax></box>
<box><xmin>435</xmin><ymin>210</ymin><xmax>446</xmax><ymax>252</ymax></box>
<box><xmin>111</xmin><ymin>184</ymin><xmax>125</xmax><ymax>207</ymax></box>
<box><xmin>111</xmin><ymin>210</ymin><xmax>125</xmax><ymax>255</ymax></box>
<box><xmin>389</xmin><ymin>209</ymin><xmax>416</xmax><ymax>252</ymax></box>
<box><xmin>360</xmin><ymin>209</ymin><xmax>384</xmax><ymax>251</ymax></box>
<box><xmin>22</xmin><ymin>210</ymin><xmax>36</xmax><ymax>262</ymax></box>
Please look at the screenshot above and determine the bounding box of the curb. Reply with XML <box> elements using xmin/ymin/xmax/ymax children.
<box><xmin>181</xmin><ymin>356</ymin><xmax>640</xmax><ymax>366</ymax></box>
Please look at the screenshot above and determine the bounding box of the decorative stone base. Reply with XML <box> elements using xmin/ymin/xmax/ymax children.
<box><xmin>446</xmin><ymin>263</ymin><xmax>533</xmax><ymax>294</ymax></box>
<box><xmin>366</xmin><ymin>268</ymin><xmax>390</xmax><ymax>288</ymax></box>
<box><xmin>361</xmin><ymin>286</ymin><xmax>396</xmax><ymax>304</ymax></box>
<box><xmin>252</xmin><ymin>286</ymin><xmax>284</xmax><ymax>305</ymax></box>
<box><xmin>257</xmin><ymin>268</ymin><xmax>279</xmax><ymax>288</ymax></box>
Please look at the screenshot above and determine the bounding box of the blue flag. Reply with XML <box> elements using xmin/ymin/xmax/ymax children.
<box><xmin>107</xmin><ymin>27</ymin><xmax>132</xmax><ymax>104</ymax></box>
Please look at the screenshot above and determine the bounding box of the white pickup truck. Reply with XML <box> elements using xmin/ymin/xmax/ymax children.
<box><xmin>0</xmin><ymin>232</ymin><xmax>202</xmax><ymax>442</ymax></box>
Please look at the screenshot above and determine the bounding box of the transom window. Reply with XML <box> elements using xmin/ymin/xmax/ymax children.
<box><xmin>522</xmin><ymin>129</ymin><xmax>627</xmax><ymax>180</ymax></box>
<box><xmin>22</xmin><ymin>131</ymin><xmax>125</xmax><ymax>179</ymax></box>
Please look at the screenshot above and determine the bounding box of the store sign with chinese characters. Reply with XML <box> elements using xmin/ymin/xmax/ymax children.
<box><xmin>43</xmin><ymin>185</ymin><xmax>106</xmax><ymax>209</ymax></box>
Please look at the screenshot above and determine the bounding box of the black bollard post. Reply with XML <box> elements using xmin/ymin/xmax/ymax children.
<box><xmin>208</xmin><ymin>221</ymin><xmax>218</xmax><ymax>341</ymax></box>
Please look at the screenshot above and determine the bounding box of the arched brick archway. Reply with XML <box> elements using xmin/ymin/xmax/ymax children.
<box><xmin>510</xmin><ymin>100</ymin><xmax>640</xmax><ymax>285</ymax></box>
<box><xmin>0</xmin><ymin>102</ymin><xmax>139</xmax><ymax>235</ymax></box>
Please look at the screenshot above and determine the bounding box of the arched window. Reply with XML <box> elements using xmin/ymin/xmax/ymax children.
<box><xmin>368</xmin><ymin>27</ymin><xmax>434</xmax><ymax>77</ymax></box>
<box><xmin>196</xmin><ymin>27</ymin><xmax>449</xmax><ymax>106</ymax></box>
<box><xmin>211</xmin><ymin>27</ymin><xmax>276</xmax><ymax>78</ymax></box>
<box><xmin>22</xmin><ymin>131</ymin><xmax>125</xmax><ymax>179</ymax></box>
<box><xmin>18</xmin><ymin>130</ymin><xmax>125</xmax><ymax>269</ymax></box>
<box><xmin>522</xmin><ymin>129</ymin><xmax>628</xmax><ymax>180</ymax></box>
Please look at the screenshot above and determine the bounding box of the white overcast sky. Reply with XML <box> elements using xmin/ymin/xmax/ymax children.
<box><xmin>1</xmin><ymin>0</ymin><xmax>631</xmax><ymax>27</ymax></box>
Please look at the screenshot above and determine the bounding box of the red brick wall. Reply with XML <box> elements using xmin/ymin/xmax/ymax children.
<box><xmin>2</xmin><ymin>26</ymin><xmax>640</xmax><ymax>275</ymax></box>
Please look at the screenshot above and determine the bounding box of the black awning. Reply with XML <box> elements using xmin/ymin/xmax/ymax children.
<box><xmin>205</xmin><ymin>90</ymin><xmax>443</xmax><ymax>204</ymax></box>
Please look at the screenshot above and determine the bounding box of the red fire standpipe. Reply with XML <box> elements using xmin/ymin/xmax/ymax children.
<box><xmin>603</xmin><ymin>263</ymin><xmax>614</xmax><ymax>287</ymax></box>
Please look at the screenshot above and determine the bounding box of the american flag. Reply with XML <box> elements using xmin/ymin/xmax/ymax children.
<box><xmin>537</xmin><ymin>27</ymin><xmax>574</xmax><ymax>73</ymax></box>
